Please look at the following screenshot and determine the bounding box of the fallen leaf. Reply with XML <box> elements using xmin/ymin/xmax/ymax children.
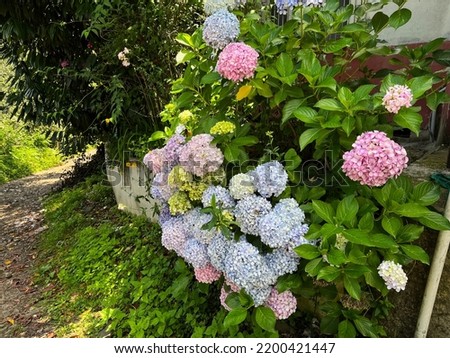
<box><xmin>4</xmin><ymin>260</ymin><xmax>12</xmax><ymax>266</ymax></box>
<box><xmin>236</xmin><ymin>85</ymin><xmax>253</xmax><ymax>101</ymax></box>
<box><xmin>7</xmin><ymin>318</ymin><xmax>15</xmax><ymax>325</ymax></box>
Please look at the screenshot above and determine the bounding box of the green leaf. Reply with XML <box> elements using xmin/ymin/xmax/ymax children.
<box><xmin>284</xmin><ymin>148</ymin><xmax>302</xmax><ymax>171</ymax></box>
<box><xmin>393</xmin><ymin>107</ymin><xmax>423</xmax><ymax>136</ymax></box>
<box><xmin>276</xmin><ymin>53</ymin><xmax>294</xmax><ymax>77</ymax></box>
<box><xmin>255</xmin><ymin>306</ymin><xmax>277</xmax><ymax>332</ymax></box>
<box><xmin>323</xmin><ymin>38</ymin><xmax>353</xmax><ymax>53</ymax></box>
<box><xmin>397</xmin><ymin>224</ymin><xmax>424</xmax><ymax>243</ymax></box>
<box><xmin>232</xmin><ymin>136</ymin><xmax>259</xmax><ymax>146</ymax></box>
<box><xmin>358</xmin><ymin>212</ymin><xmax>374</xmax><ymax>231</ymax></box>
<box><xmin>371</xmin><ymin>12</ymin><xmax>389</xmax><ymax>33</ymax></box>
<box><xmin>316</xmin><ymin>77</ymin><xmax>337</xmax><ymax>92</ymax></box>
<box><xmin>176</xmin><ymin>50</ymin><xmax>196</xmax><ymax>65</ymax></box>
<box><xmin>389</xmin><ymin>9</ymin><xmax>412</xmax><ymax>29</ymax></box>
<box><xmin>299</xmin><ymin>128</ymin><xmax>329</xmax><ymax>150</ymax></box>
<box><xmin>149</xmin><ymin>131</ymin><xmax>166</xmax><ymax>141</ymax></box>
<box><xmin>407</xmin><ymin>76</ymin><xmax>433</xmax><ymax>99</ymax></box>
<box><xmin>348</xmin><ymin>248</ymin><xmax>367</xmax><ymax>265</ymax></box>
<box><xmin>175</xmin><ymin>33</ymin><xmax>194</xmax><ymax>48</ymax></box>
<box><xmin>391</xmin><ymin>203</ymin><xmax>430</xmax><ymax>218</ymax></box>
<box><xmin>294</xmin><ymin>107</ymin><xmax>319</xmax><ymax>124</ymax></box>
<box><xmin>344</xmin><ymin>264</ymin><xmax>371</xmax><ymax>278</ymax></box>
<box><xmin>281</xmin><ymin>99</ymin><xmax>305</xmax><ymax>124</ymax></box>
<box><xmin>327</xmin><ymin>248</ymin><xmax>347</xmax><ymax>266</ymax></box>
<box><xmin>417</xmin><ymin>211</ymin><xmax>450</xmax><ymax>231</ymax></box>
<box><xmin>381</xmin><ymin>216</ymin><xmax>402</xmax><ymax>237</ymax></box>
<box><xmin>305</xmin><ymin>257</ymin><xmax>325</xmax><ymax>276</ymax></box>
<box><xmin>338</xmin><ymin>87</ymin><xmax>354</xmax><ymax>108</ymax></box>
<box><xmin>343</xmin><ymin>229</ymin><xmax>397</xmax><ymax>249</ymax></box>
<box><xmin>338</xmin><ymin>320</ymin><xmax>357</xmax><ymax>338</ymax></box>
<box><xmin>314</xmin><ymin>98</ymin><xmax>344</xmax><ymax>112</ymax></box>
<box><xmin>317</xmin><ymin>266</ymin><xmax>341</xmax><ymax>282</ymax></box>
<box><xmin>433</xmin><ymin>49</ymin><xmax>450</xmax><ymax>67</ymax></box>
<box><xmin>312</xmin><ymin>200</ymin><xmax>336</xmax><ymax>224</ymax></box>
<box><xmin>354</xmin><ymin>84</ymin><xmax>376</xmax><ymax>103</ymax></box>
<box><xmin>294</xmin><ymin>244</ymin><xmax>321</xmax><ymax>259</ymax></box>
<box><xmin>354</xmin><ymin>316</ymin><xmax>377</xmax><ymax>337</ymax></box>
<box><xmin>344</xmin><ymin>276</ymin><xmax>361</xmax><ymax>300</ymax></box>
<box><xmin>336</xmin><ymin>196</ymin><xmax>359</xmax><ymax>224</ymax></box>
<box><xmin>224</xmin><ymin>144</ymin><xmax>241</xmax><ymax>162</ymax></box>
<box><xmin>341</xmin><ymin>117</ymin><xmax>355</xmax><ymax>137</ymax></box>
<box><xmin>223</xmin><ymin>308</ymin><xmax>247</xmax><ymax>328</ymax></box>
<box><xmin>200</xmin><ymin>72</ymin><xmax>221</xmax><ymax>85</ymax></box>
<box><xmin>401</xmin><ymin>245</ymin><xmax>430</xmax><ymax>264</ymax></box>
<box><xmin>411</xmin><ymin>182</ymin><xmax>441</xmax><ymax>206</ymax></box>
<box><xmin>364</xmin><ymin>268</ymin><xmax>387</xmax><ymax>293</ymax></box>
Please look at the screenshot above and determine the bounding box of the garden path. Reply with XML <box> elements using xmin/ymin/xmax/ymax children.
<box><xmin>0</xmin><ymin>160</ymin><xmax>74</xmax><ymax>337</ymax></box>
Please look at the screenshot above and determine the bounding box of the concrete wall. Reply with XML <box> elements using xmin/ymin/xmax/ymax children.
<box><xmin>351</xmin><ymin>0</ymin><xmax>450</xmax><ymax>45</ymax></box>
<box><xmin>106</xmin><ymin>162</ymin><xmax>158</xmax><ymax>221</ymax></box>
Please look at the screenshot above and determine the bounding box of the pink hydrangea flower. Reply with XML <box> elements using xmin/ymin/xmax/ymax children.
<box><xmin>342</xmin><ymin>130</ymin><xmax>408</xmax><ymax>187</ymax></box>
<box><xmin>382</xmin><ymin>85</ymin><xmax>413</xmax><ymax>114</ymax></box>
<box><xmin>217</xmin><ymin>42</ymin><xmax>259</xmax><ymax>82</ymax></box>
<box><xmin>179</xmin><ymin>134</ymin><xmax>224</xmax><ymax>177</ymax></box>
<box><xmin>194</xmin><ymin>263</ymin><xmax>222</xmax><ymax>283</ymax></box>
<box><xmin>143</xmin><ymin>148</ymin><xmax>165</xmax><ymax>174</ymax></box>
<box><xmin>264</xmin><ymin>288</ymin><xmax>297</xmax><ymax>320</ymax></box>
<box><xmin>60</xmin><ymin>59</ymin><xmax>70</xmax><ymax>68</ymax></box>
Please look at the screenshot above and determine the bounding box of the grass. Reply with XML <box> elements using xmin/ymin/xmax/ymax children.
<box><xmin>36</xmin><ymin>174</ymin><xmax>220</xmax><ymax>337</ymax></box>
<box><xmin>0</xmin><ymin>60</ymin><xmax>61</xmax><ymax>184</ymax></box>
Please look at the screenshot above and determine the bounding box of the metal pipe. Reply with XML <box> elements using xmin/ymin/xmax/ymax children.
<box><xmin>415</xmin><ymin>191</ymin><xmax>450</xmax><ymax>337</ymax></box>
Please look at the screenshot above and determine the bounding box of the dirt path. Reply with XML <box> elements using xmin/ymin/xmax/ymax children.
<box><xmin>0</xmin><ymin>161</ymin><xmax>74</xmax><ymax>337</ymax></box>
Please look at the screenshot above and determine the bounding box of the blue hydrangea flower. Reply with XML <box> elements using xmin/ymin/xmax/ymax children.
<box><xmin>183</xmin><ymin>207</ymin><xmax>216</xmax><ymax>244</ymax></box>
<box><xmin>223</xmin><ymin>240</ymin><xmax>276</xmax><ymax>293</ymax></box>
<box><xmin>202</xmin><ymin>185</ymin><xmax>235</xmax><ymax>209</ymax></box>
<box><xmin>183</xmin><ymin>238</ymin><xmax>210</xmax><ymax>269</ymax></box>
<box><xmin>233</xmin><ymin>194</ymin><xmax>272</xmax><ymax>236</ymax></box>
<box><xmin>246</xmin><ymin>286</ymin><xmax>272</xmax><ymax>307</ymax></box>
<box><xmin>203</xmin><ymin>9</ymin><xmax>240</xmax><ymax>50</ymax></box>
<box><xmin>259</xmin><ymin>198</ymin><xmax>308</xmax><ymax>248</ymax></box>
<box><xmin>275</xmin><ymin>0</ymin><xmax>299</xmax><ymax>15</ymax></box>
<box><xmin>250</xmin><ymin>161</ymin><xmax>288</xmax><ymax>198</ymax></box>
<box><xmin>158</xmin><ymin>204</ymin><xmax>172</xmax><ymax>225</ymax></box>
<box><xmin>265</xmin><ymin>249</ymin><xmax>300</xmax><ymax>277</ymax></box>
<box><xmin>207</xmin><ymin>233</ymin><xmax>231</xmax><ymax>272</ymax></box>
<box><xmin>161</xmin><ymin>217</ymin><xmax>186</xmax><ymax>256</ymax></box>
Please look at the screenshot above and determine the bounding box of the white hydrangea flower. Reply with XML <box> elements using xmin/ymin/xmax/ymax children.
<box><xmin>229</xmin><ymin>173</ymin><xmax>255</xmax><ymax>199</ymax></box>
<box><xmin>203</xmin><ymin>0</ymin><xmax>236</xmax><ymax>15</ymax></box>
<box><xmin>378</xmin><ymin>260</ymin><xmax>408</xmax><ymax>292</ymax></box>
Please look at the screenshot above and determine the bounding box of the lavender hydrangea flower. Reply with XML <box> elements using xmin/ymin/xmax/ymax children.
<box><xmin>202</xmin><ymin>185</ymin><xmax>235</xmax><ymax>209</ymax></box>
<box><xmin>234</xmin><ymin>194</ymin><xmax>272</xmax><ymax>236</ymax></box>
<box><xmin>183</xmin><ymin>207</ymin><xmax>216</xmax><ymax>244</ymax></box>
<box><xmin>250</xmin><ymin>161</ymin><xmax>288</xmax><ymax>198</ymax></box>
<box><xmin>164</xmin><ymin>134</ymin><xmax>185</xmax><ymax>169</ymax></box>
<box><xmin>179</xmin><ymin>134</ymin><xmax>224</xmax><ymax>177</ymax></box>
<box><xmin>143</xmin><ymin>148</ymin><xmax>165</xmax><ymax>174</ymax></box>
<box><xmin>158</xmin><ymin>204</ymin><xmax>172</xmax><ymax>225</ymax></box>
<box><xmin>259</xmin><ymin>198</ymin><xmax>308</xmax><ymax>248</ymax></box>
<box><xmin>183</xmin><ymin>238</ymin><xmax>210</xmax><ymax>268</ymax></box>
<box><xmin>150</xmin><ymin>172</ymin><xmax>174</xmax><ymax>202</ymax></box>
<box><xmin>203</xmin><ymin>9</ymin><xmax>240</xmax><ymax>50</ymax></box>
<box><xmin>161</xmin><ymin>217</ymin><xmax>187</xmax><ymax>256</ymax></box>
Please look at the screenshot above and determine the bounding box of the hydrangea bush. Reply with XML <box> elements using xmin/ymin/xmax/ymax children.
<box><xmin>144</xmin><ymin>0</ymin><xmax>450</xmax><ymax>337</ymax></box>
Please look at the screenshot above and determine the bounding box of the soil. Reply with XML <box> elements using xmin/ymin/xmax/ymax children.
<box><xmin>0</xmin><ymin>161</ymin><xmax>74</xmax><ymax>337</ymax></box>
<box><xmin>0</xmin><ymin>147</ymin><xmax>449</xmax><ymax>338</ymax></box>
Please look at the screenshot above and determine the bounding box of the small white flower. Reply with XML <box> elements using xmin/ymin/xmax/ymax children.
<box><xmin>378</xmin><ymin>260</ymin><xmax>408</xmax><ymax>292</ymax></box>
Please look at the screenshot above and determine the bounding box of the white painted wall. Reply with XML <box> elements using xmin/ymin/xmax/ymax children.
<box><xmin>106</xmin><ymin>164</ymin><xmax>158</xmax><ymax>221</ymax></box>
<box><xmin>351</xmin><ymin>0</ymin><xmax>450</xmax><ymax>45</ymax></box>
